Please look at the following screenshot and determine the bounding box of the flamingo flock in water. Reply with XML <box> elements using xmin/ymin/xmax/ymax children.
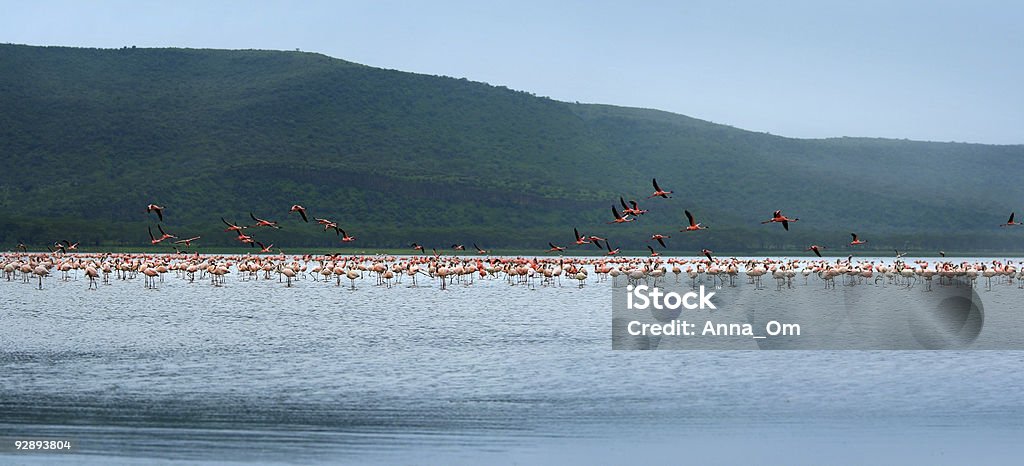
<box><xmin>3</xmin><ymin>250</ymin><xmax>1021</xmax><ymax>293</ymax></box>
<box><xmin>4</xmin><ymin>177</ymin><xmax>1024</xmax><ymax>291</ymax></box>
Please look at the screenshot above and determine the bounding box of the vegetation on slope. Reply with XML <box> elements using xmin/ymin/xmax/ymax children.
<box><xmin>1</xmin><ymin>44</ymin><xmax>1022</xmax><ymax>253</ymax></box>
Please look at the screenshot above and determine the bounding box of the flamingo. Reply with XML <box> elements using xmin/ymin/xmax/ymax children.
<box><xmin>473</xmin><ymin>243</ymin><xmax>490</xmax><ymax>255</ymax></box>
<box><xmin>647</xmin><ymin>233</ymin><xmax>671</xmax><ymax>247</ymax></box>
<box><xmin>339</xmin><ymin>229</ymin><xmax>356</xmax><ymax>243</ymax></box>
<box><xmin>573</xmin><ymin>228</ymin><xmax>591</xmax><ymax>246</ymax></box>
<box><xmin>290</xmin><ymin>205</ymin><xmax>309</xmax><ymax>222</ymax></box>
<box><xmin>608</xmin><ymin>205</ymin><xmax>634</xmax><ymax>224</ymax></box>
<box><xmin>648</xmin><ymin>178</ymin><xmax>673</xmax><ymax>199</ymax></box>
<box><xmin>807</xmin><ymin>245</ymin><xmax>824</xmax><ymax>257</ymax></box>
<box><xmin>173</xmin><ymin>236</ymin><xmax>201</xmax><ymax>247</ymax></box>
<box><xmin>628</xmin><ymin>200</ymin><xmax>648</xmax><ymax>215</ymax></box>
<box><xmin>222</xmin><ymin>218</ymin><xmax>247</xmax><ymax>232</ymax></box>
<box><xmin>547</xmin><ymin>242</ymin><xmax>566</xmax><ymax>253</ymax></box>
<box><xmin>682</xmin><ymin>210</ymin><xmax>709</xmax><ymax>231</ymax></box>
<box><xmin>256</xmin><ymin>242</ymin><xmax>274</xmax><ymax>253</ymax></box>
<box><xmin>647</xmin><ymin>245</ymin><xmax>660</xmax><ymax>257</ymax></box>
<box><xmin>620</xmin><ymin>197</ymin><xmax>647</xmax><ymax>216</ymax></box>
<box><xmin>1000</xmin><ymin>212</ymin><xmax>1021</xmax><ymax>227</ymax></box>
<box><xmin>250</xmin><ymin>212</ymin><xmax>281</xmax><ymax>229</ymax></box>
<box><xmin>148</xmin><ymin>227</ymin><xmax>164</xmax><ymax>245</ymax></box>
<box><xmin>605</xmin><ymin>241</ymin><xmax>620</xmax><ymax>256</ymax></box>
<box><xmin>761</xmin><ymin>210</ymin><xmax>799</xmax><ymax>230</ymax></box>
<box><xmin>315</xmin><ymin>217</ymin><xmax>339</xmax><ymax>231</ymax></box>
<box><xmin>850</xmin><ymin>233</ymin><xmax>867</xmax><ymax>246</ymax></box>
<box><xmin>236</xmin><ymin>231</ymin><xmax>256</xmax><ymax>246</ymax></box>
<box><xmin>452</xmin><ymin>244</ymin><xmax>465</xmax><ymax>251</ymax></box>
<box><xmin>146</xmin><ymin>204</ymin><xmax>164</xmax><ymax>221</ymax></box>
<box><xmin>157</xmin><ymin>225</ymin><xmax>176</xmax><ymax>240</ymax></box>
<box><xmin>411</xmin><ymin>243</ymin><xmax>425</xmax><ymax>253</ymax></box>
<box><xmin>701</xmin><ymin>249</ymin><xmax>713</xmax><ymax>261</ymax></box>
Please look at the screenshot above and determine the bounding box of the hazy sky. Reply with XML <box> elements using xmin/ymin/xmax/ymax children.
<box><xmin>3</xmin><ymin>0</ymin><xmax>1022</xmax><ymax>144</ymax></box>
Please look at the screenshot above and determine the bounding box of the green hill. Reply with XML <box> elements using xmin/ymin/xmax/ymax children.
<box><xmin>1</xmin><ymin>43</ymin><xmax>1022</xmax><ymax>253</ymax></box>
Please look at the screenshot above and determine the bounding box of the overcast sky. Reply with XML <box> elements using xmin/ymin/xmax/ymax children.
<box><xmin>3</xmin><ymin>0</ymin><xmax>1021</xmax><ymax>144</ymax></box>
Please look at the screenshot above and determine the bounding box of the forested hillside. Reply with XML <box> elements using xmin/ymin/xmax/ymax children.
<box><xmin>2</xmin><ymin>44</ymin><xmax>1022</xmax><ymax>253</ymax></box>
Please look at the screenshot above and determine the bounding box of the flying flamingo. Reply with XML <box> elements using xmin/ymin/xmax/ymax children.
<box><xmin>620</xmin><ymin>198</ymin><xmax>648</xmax><ymax>216</ymax></box>
<box><xmin>850</xmin><ymin>233</ymin><xmax>867</xmax><ymax>246</ymax></box>
<box><xmin>650</xmin><ymin>234</ymin><xmax>670</xmax><ymax>248</ymax></box>
<box><xmin>156</xmin><ymin>225</ymin><xmax>176</xmax><ymax>240</ymax></box>
<box><xmin>605</xmin><ymin>241</ymin><xmax>620</xmax><ymax>256</ymax></box>
<box><xmin>148</xmin><ymin>227</ymin><xmax>164</xmax><ymax>245</ymax></box>
<box><xmin>451</xmin><ymin>244</ymin><xmax>465</xmax><ymax>251</ymax></box>
<box><xmin>761</xmin><ymin>210</ymin><xmax>799</xmax><ymax>230</ymax></box>
<box><xmin>146</xmin><ymin>204</ymin><xmax>164</xmax><ymax>221</ymax></box>
<box><xmin>647</xmin><ymin>245</ymin><xmax>660</xmax><ymax>257</ymax></box>
<box><xmin>608</xmin><ymin>205</ymin><xmax>634</xmax><ymax>224</ymax></box>
<box><xmin>314</xmin><ymin>217</ymin><xmax>338</xmax><ymax>231</ymax></box>
<box><xmin>619</xmin><ymin>197</ymin><xmax>632</xmax><ymax>213</ymax></box>
<box><xmin>628</xmin><ymin>200</ymin><xmax>648</xmax><ymax>215</ymax></box>
<box><xmin>807</xmin><ymin>245</ymin><xmax>824</xmax><ymax>257</ymax></box>
<box><xmin>250</xmin><ymin>212</ymin><xmax>281</xmax><ymax>229</ymax></box>
<box><xmin>473</xmin><ymin>243</ymin><xmax>490</xmax><ymax>254</ymax></box>
<box><xmin>174</xmin><ymin>236</ymin><xmax>201</xmax><ymax>247</ymax></box>
<box><xmin>222</xmin><ymin>217</ymin><xmax>247</xmax><ymax>232</ymax></box>
<box><xmin>60</xmin><ymin>240</ymin><xmax>80</xmax><ymax>251</ymax></box>
<box><xmin>1000</xmin><ymin>212</ymin><xmax>1021</xmax><ymax>227</ymax></box>
<box><xmin>573</xmin><ymin>228</ymin><xmax>591</xmax><ymax>246</ymax></box>
<box><xmin>236</xmin><ymin>231</ymin><xmax>256</xmax><ymax>246</ymax></box>
<box><xmin>256</xmin><ymin>242</ymin><xmax>275</xmax><ymax>253</ymax></box>
<box><xmin>682</xmin><ymin>210</ymin><xmax>709</xmax><ymax>231</ymax></box>
<box><xmin>290</xmin><ymin>205</ymin><xmax>309</xmax><ymax>222</ymax></box>
<box><xmin>648</xmin><ymin>178</ymin><xmax>673</xmax><ymax>199</ymax></box>
<box><xmin>339</xmin><ymin>229</ymin><xmax>356</xmax><ymax>242</ymax></box>
<box><xmin>411</xmin><ymin>243</ymin><xmax>425</xmax><ymax>254</ymax></box>
<box><xmin>547</xmin><ymin>242</ymin><xmax>566</xmax><ymax>253</ymax></box>
<box><xmin>701</xmin><ymin>249</ymin><xmax>714</xmax><ymax>261</ymax></box>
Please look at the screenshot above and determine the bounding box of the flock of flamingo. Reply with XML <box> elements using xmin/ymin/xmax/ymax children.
<box><xmin>3</xmin><ymin>178</ymin><xmax>1023</xmax><ymax>291</ymax></box>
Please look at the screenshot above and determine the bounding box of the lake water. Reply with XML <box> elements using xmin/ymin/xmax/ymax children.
<box><xmin>2</xmin><ymin>257</ymin><xmax>1024</xmax><ymax>464</ymax></box>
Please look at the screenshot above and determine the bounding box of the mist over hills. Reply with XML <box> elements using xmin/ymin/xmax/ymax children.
<box><xmin>1</xmin><ymin>43</ymin><xmax>1022</xmax><ymax>253</ymax></box>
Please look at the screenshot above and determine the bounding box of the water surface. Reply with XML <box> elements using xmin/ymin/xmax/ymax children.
<box><xmin>2</xmin><ymin>258</ymin><xmax>1023</xmax><ymax>464</ymax></box>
